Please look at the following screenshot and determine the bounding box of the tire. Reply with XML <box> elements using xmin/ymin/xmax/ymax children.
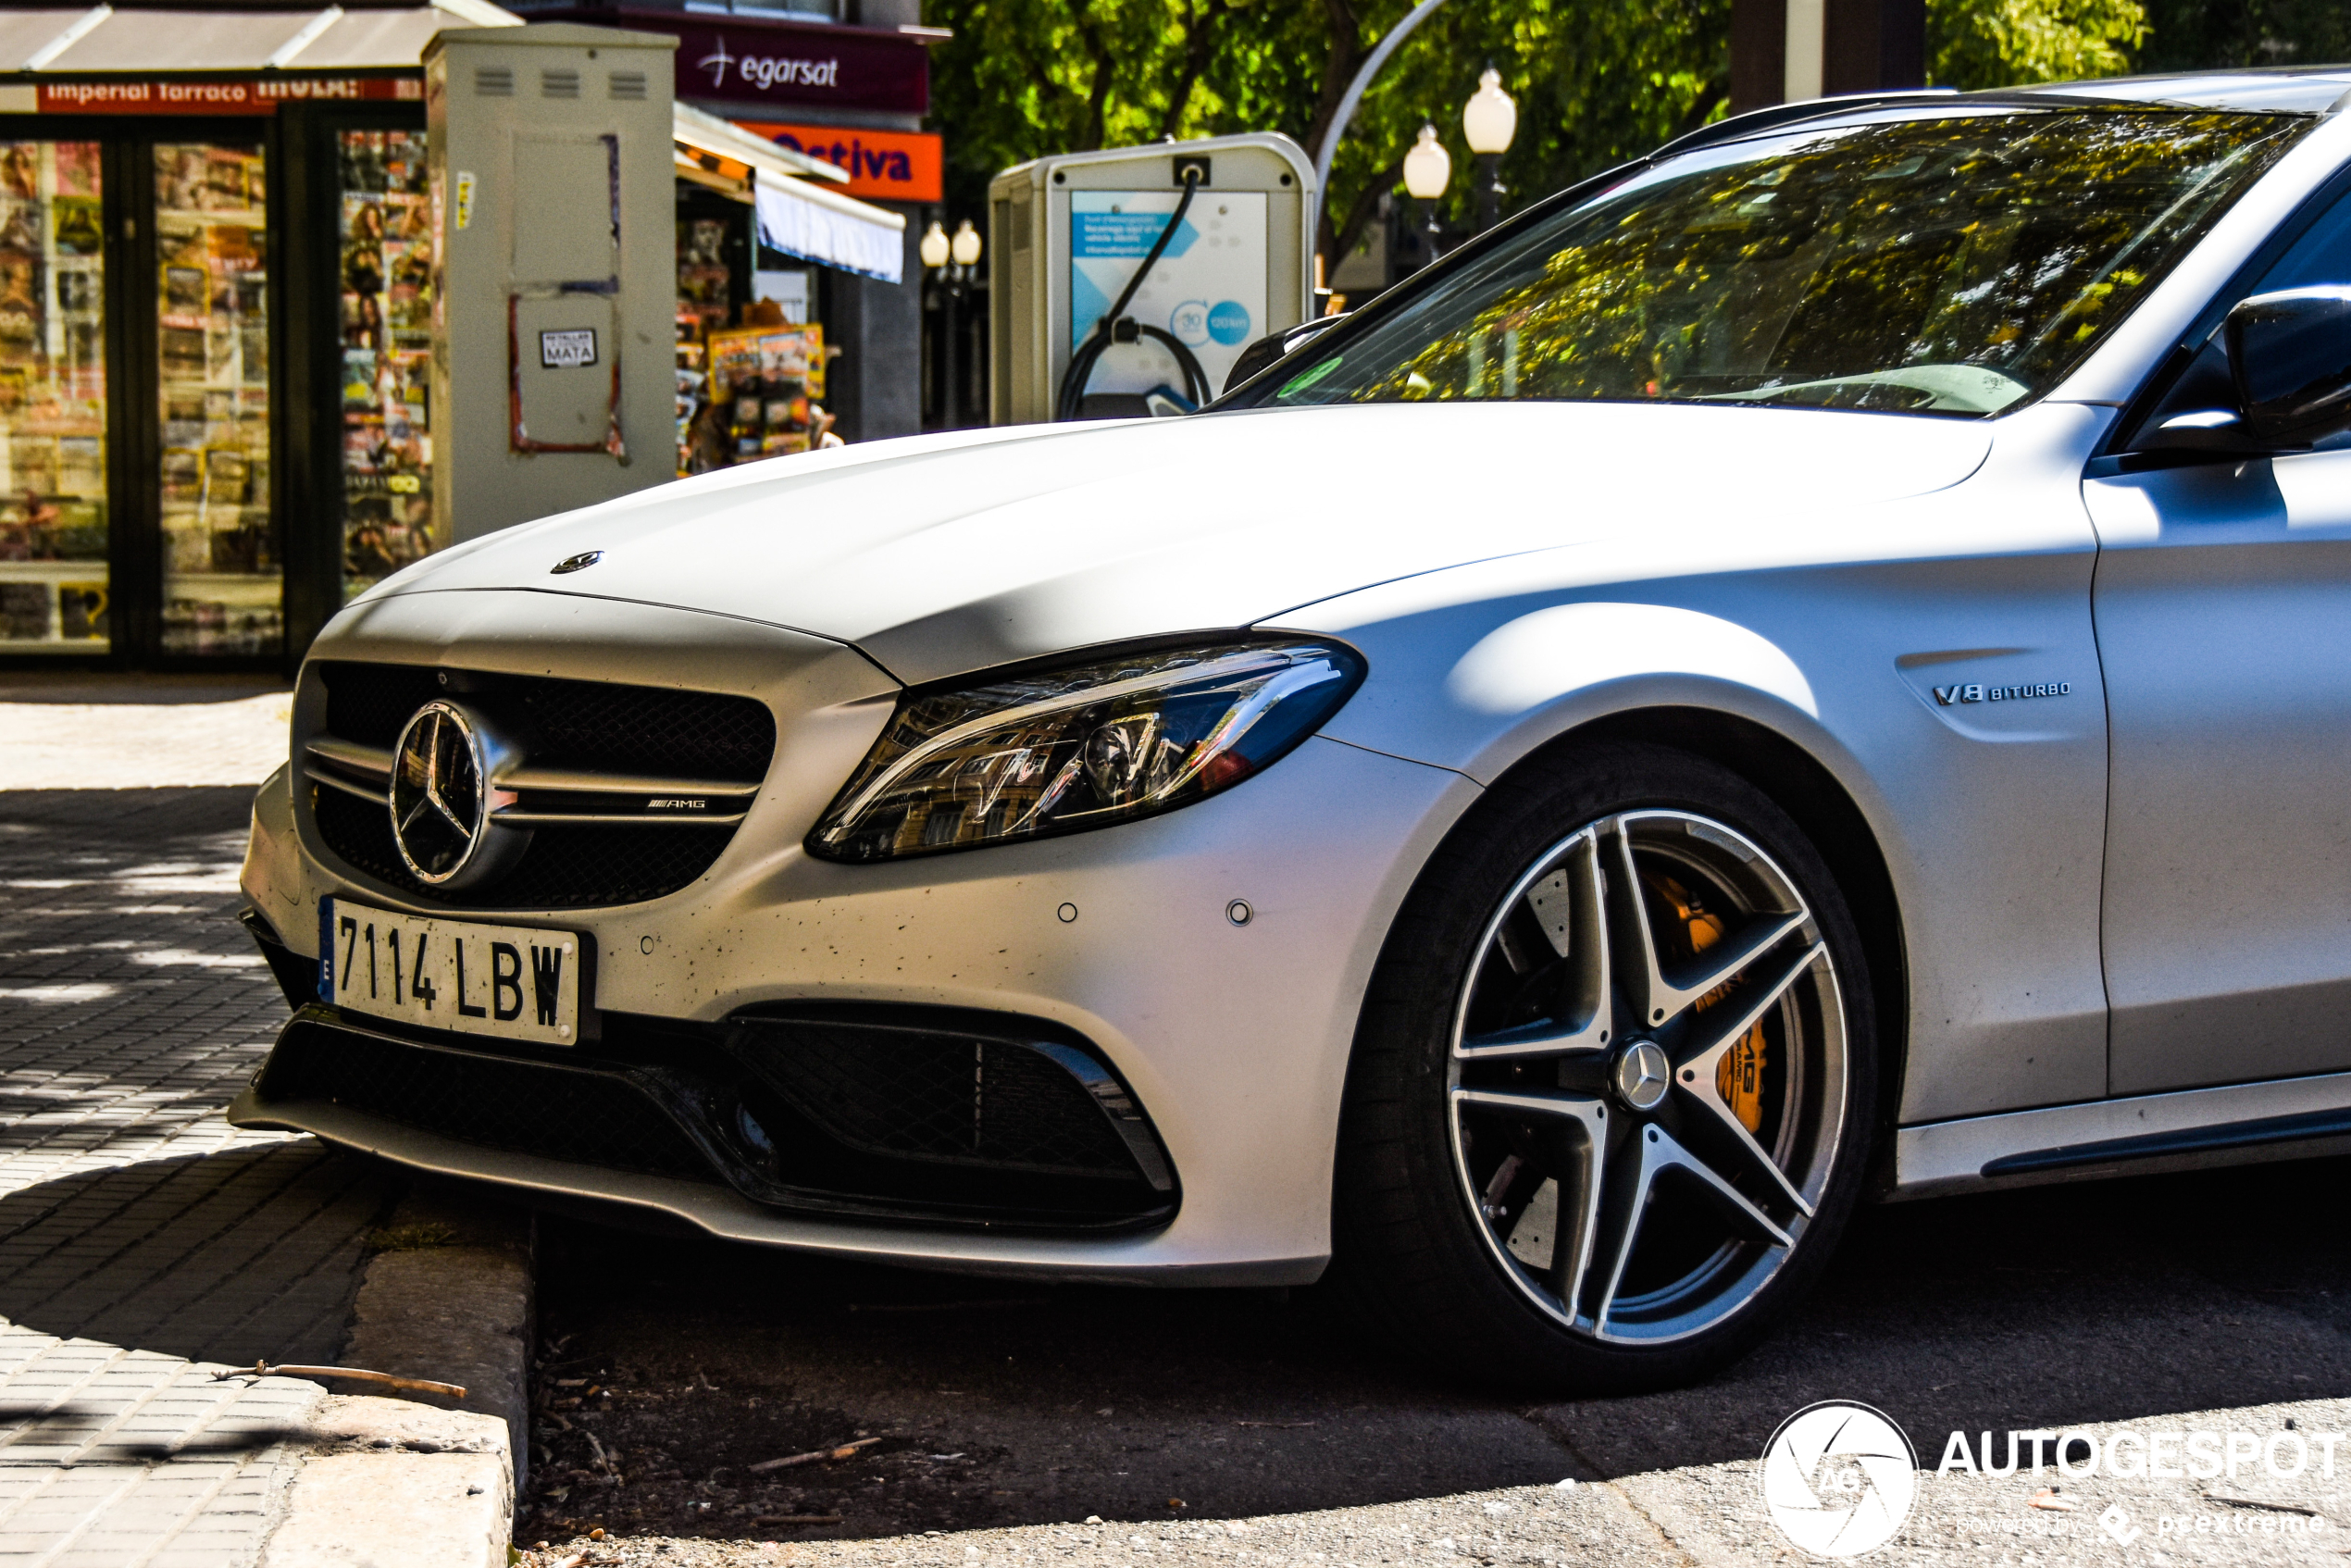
<box><xmin>1329</xmin><ymin>740</ymin><xmax>1878</xmax><ymax>1393</ymax></box>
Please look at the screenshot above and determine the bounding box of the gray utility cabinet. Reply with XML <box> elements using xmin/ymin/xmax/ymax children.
<box><xmin>426</xmin><ymin>22</ymin><xmax>678</xmax><ymax>543</ymax></box>
<box><xmin>989</xmin><ymin>133</ymin><xmax>1316</xmax><ymax>426</ymax></box>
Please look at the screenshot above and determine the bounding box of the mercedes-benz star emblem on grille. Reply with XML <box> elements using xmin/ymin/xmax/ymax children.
<box><xmin>389</xmin><ymin>701</ymin><xmax>529</xmax><ymax>890</ymax></box>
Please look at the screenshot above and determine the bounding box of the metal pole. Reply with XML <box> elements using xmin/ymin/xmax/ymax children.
<box><xmin>940</xmin><ymin>272</ymin><xmax>962</xmax><ymax>429</ymax></box>
<box><xmin>1311</xmin><ymin>0</ymin><xmax>1462</xmax><ymax>233</ymax></box>
<box><xmin>1475</xmin><ymin>152</ymin><xmax>1503</xmax><ymax>232</ymax></box>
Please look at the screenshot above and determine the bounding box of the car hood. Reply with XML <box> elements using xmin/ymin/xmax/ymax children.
<box><xmin>368</xmin><ymin>401</ymin><xmax>1993</xmax><ymax>686</ymax></box>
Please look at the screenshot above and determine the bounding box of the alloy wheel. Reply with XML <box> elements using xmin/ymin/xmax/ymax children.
<box><xmin>1447</xmin><ymin>808</ymin><xmax>1849</xmax><ymax>1345</ymax></box>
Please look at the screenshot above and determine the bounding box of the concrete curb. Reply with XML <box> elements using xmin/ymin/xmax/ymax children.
<box><xmin>261</xmin><ymin>1395</ymin><xmax>512</xmax><ymax>1568</ymax></box>
<box><xmin>340</xmin><ymin>1187</ymin><xmax>537</xmax><ymax>1486</ymax></box>
<box><xmin>256</xmin><ymin>1182</ymin><xmax>536</xmax><ymax>1565</ymax></box>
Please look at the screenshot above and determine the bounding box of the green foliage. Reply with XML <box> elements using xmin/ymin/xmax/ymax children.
<box><xmin>1926</xmin><ymin>0</ymin><xmax>2149</xmax><ymax>89</ymax></box>
<box><xmin>926</xmin><ymin>0</ymin><xmax>2208</xmax><ymax>261</ymax></box>
<box><xmin>925</xmin><ymin>0</ymin><xmax>1729</xmax><ymax>255</ymax></box>
<box><xmin>2133</xmin><ymin>0</ymin><xmax>2351</xmax><ymax>73</ymax></box>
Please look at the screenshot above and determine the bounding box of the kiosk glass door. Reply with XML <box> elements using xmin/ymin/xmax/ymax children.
<box><xmin>154</xmin><ymin>139</ymin><xmax>276</xmax><ymax>657</ymax></box>
<box><xmin>337</xmin><ymin>127</ymin><xmax>435</xmax><ymax>601</ymax></box>
<box><xmin>0</xmin><ymin>142</ymin><xmax>108</xmax><ymax>653</ymax></box>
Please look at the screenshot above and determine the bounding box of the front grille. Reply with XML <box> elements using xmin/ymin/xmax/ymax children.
<box><xmin>307</xmin><ymin>661</ymin><xmax>775</xmax><ymax>909</ymax></box>
<box><xmin>259</xmin><ymin>1022</ymin><xmax>714</xmax><ymax>1182</ymax></box>
<box><xmin>743</xmin><ymin>1021</ymin><xmax>1138</xmax><ymax>1176</ymax></box>
<box><xmin>318</xmin><ymin>662</ymin><xmax>775</xmax><ymax>778</ymax></box>
<box><xmin>313</xmin><ymin>788</ymin><xmax>739</xmax><ymax>909</ymax></box>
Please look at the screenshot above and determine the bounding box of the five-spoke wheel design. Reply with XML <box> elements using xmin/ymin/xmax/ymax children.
<box><xmin>1448</xmin><ymin>808</ymin><xmax>1848</xmax><ymax>1345</ymax></box>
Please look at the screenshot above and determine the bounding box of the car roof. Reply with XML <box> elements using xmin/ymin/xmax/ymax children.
<box><xmin>1653</xmin><ymin>68</ymin><xmax>2351</xmax><ymax>162</ymax></box>
<box><xmin>2010</xmin><ymin>66</ymin><xmax>2351</xmax><ymax>115</ymax></box>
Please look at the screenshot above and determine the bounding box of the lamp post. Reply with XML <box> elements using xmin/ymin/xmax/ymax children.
<box><xmin>920</xmin><ymin>220</ymin><xmax>954</xmax><ymax>428</ymax></box>
<box><xmin>921</xmin><ymin>220</ymin><xmax>984</xmax><ymax>428</ymax></box>
<box><xmin>1401</xmin><ymin>121</ymin><xmax>1451</xmax><ymax>270</ymax></box>
<box><xmin>1462</xmin><ymin>67</ymin><xmax>1516</xmax><ymax>232</ymax></box>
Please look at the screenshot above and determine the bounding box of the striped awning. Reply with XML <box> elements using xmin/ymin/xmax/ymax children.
<box><xmin>672</xmin><ymin>103</ymin><xmax>904</xmax><ymax>282</ymax></box>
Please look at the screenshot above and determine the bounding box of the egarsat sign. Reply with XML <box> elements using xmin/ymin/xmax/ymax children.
<box><xmin>698</xmin><ymin>41</ymin><xmax>839</xmax><ymax>93</ymax></box>
<box><xmin>663</xmin><ymin>19</ymin><xmax>928</xmax><ymax>114</ymax></box>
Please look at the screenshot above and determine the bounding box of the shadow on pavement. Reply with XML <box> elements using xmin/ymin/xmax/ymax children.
<box><xmin>1535</xmin><ymin>1153</ymin><xmax>2351</xmax><ymax>1477</ymax></box>
<box><xmin>526</xmin><ymin>1218</ymin><xmax>1574</xmax><ymax>1543</ymax></box>
<box><xmin>0</xmin><ymin>1399</ymin><xmax>311</xmax><ymax>1461</ymax></box>
<box><xmin>0</xmin><ymin>1144</ymin><xmax>394</xmax><ymax>1370</ymax></box>
<box><xmin>0</xmin><ymin>788</ymin><xmax>295</xmax><ymax>1181</ymax></box>
<box><xmin>530</xmin><ymin>1152</ymin><xmax>2351</xmax><ymax>1541</ymax></box>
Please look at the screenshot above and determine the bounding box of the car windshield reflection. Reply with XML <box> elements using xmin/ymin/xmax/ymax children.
<box><xmin>1242</xmin><ymin>107</ymin><xmax>2308</xmax><ymax>418</ymax></box>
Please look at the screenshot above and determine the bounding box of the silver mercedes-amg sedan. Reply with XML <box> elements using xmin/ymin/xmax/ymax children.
<box><xmin>239</xmin><ymin>68</ymin><xmax>2351</xmax><ymax>1391</ymax></box>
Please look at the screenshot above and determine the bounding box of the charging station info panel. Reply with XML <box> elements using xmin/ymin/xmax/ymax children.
<box><xmin>1070</xmin><ymin>190</ymin><xmax>1267</xmax><ymax>398</ymax></box>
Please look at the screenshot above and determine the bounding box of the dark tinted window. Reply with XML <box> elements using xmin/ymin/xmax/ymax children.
<box><xmin>1237</xmin><ymin>108</ymin><xmax>2306</xmax><ymax>418</ymax></box>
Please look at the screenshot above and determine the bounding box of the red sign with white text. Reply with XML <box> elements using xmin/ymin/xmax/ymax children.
<box><xmin>35</xmin><ymin>77</ymin><xmax>421</xmax><ymax>115</ymax></box>
<box><xmin>735</xmin><ymin>120</ymin><xmax>941</xmax><ymax>205</ymax></box>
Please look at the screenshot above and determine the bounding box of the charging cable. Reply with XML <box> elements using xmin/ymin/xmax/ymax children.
<box><xmin>1056</xmin><ymin>167</ymin><xmax>1213</xmax><ymax>421</ymax></box>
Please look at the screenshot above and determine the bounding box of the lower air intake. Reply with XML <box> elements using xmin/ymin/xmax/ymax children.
<box><xmin>250</xmin><ymin>1005</ymin><xmax>1178</xmax><ymax>1232</ymax></box>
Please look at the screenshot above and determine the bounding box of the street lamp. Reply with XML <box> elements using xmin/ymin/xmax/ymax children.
<box><xmin>923</xmin><ymin>220</ymin><xmax>985</xmax><ymax>429</ymax></box>
<box><xmin>1462</xmin><ymin>67</ymin><xmax>1516</xmax><ymax>232</ymax></box>
<box><xmin>1401</xmin><ymin>121</ymin><xmax>1451</xmax><ymax>269</ymax></box>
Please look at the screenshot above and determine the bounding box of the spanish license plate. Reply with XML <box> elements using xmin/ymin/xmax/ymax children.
<box><xmin>318</xmin><ymin>897</ymin><xmax>587</xmax><ymax>1044</ymax></box>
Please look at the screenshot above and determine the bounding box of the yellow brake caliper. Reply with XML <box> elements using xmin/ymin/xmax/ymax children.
<box><xmin>1644</xmin><ymin>872</ymin><xmax>1766</xmax><ymax>1134</ymax></box>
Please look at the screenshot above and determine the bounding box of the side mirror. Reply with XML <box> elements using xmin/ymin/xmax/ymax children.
<box><xmin>1220</xmin><ymin>314</ymin><xmax>1350</xmax><ymax>398</ymax></box>
<box><xmin>2226</xmin><ymin>286</ymin><xmax>2351</xmax><ymax>448</ymax></box>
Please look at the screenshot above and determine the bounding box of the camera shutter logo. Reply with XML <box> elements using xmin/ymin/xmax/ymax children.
<box><xmin>1760</xmin><ymin>1401</ymin><xmax>1919</xmax><ymax>1558</ymax></box>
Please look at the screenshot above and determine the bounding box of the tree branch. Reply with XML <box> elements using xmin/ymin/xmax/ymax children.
<box><xmin>1074</xmin><ymin>8</ymin><xmax>1117</xmax><ymax>151</ymax></box>
<box><xmin>1305</xmin><ymin>0</ymin><xmax>1371</xmax><ymax>257</ymax></box>
<box><xmin>1157</xmin><ymin>0</ymin><xmax>1228</xmax><ymax>142</ymax></box>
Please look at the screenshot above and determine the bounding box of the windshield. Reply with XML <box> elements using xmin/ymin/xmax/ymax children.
<box><xmin>1239</xmin><ymin>108</ymin><xmax>2306</xmax><ymax>417</ymax></box>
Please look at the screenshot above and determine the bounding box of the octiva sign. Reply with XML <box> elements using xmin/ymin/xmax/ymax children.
<box><xmin>735</xmin><ymin>119</ymin><xmax>940</xmax><ymax>203</ymax></box>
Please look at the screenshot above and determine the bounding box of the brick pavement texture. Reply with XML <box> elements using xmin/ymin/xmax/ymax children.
<box><xmin>0</xmin><ymin>788</ymin><xmax>400</xmax><ymax>1565</ymax></box>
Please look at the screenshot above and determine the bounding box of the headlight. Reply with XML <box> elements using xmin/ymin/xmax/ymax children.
<box><xmin>806</xmin><ymin>639</ymin><xmax>1366</xmax><ymax>863</ymax></box>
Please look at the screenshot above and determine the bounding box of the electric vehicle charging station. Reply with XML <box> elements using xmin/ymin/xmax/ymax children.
<box><xmin>988</xmin><ymin>133</ymin><xmax>1316</xmax><ymax>425</ymax></box>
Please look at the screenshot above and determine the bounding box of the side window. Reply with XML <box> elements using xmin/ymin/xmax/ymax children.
<box><xmin>2256</xmin><ymin>185</ymin><xmax>2351</xmax><ymax>292</ymax></box>
<box><xmin>2131</xmin><ymin>178</ymin><xmax>2351</xmax><ymax>442</ymax></box>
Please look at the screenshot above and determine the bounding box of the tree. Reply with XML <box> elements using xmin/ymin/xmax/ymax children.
<box><xmin>1926</xmin><ymin>0</ymin><xmax>2148</xmax><ymax>89</ymax></box>
<box><xmin>2132</xmin><ymin>0</ymin><xmax>2351</xmax><ymax>73</ymax></box>
<box><xmin>925</xmin><ymin>0</ymin><xmax>1729</xmax><ymax>268</ymax></box>
<box><xmin>924</xmin><ymin>0</ymin><xmax>2161</xmax><ymax>278</ymax></box>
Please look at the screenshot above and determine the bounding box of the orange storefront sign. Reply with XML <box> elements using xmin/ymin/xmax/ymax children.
<box><xmin>733</xmin><ymin>120</ymin><xmax>941</xmax><ymax>205</ymax></box>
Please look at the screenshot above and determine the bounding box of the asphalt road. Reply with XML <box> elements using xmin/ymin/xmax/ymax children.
<box><xmin>521</xmin><ymin>1148</ymin><xmax>2351</xmax><ymax>1562</ymax></box>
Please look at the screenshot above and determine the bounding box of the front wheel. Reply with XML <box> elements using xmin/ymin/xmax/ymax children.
<box><xmin>1331</xmin><ymin>741</ymin><xmax>1877</xmax><ymax>1392</ymax></box>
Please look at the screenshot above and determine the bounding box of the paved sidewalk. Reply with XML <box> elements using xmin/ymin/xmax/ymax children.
<box><xmin>0</xmin><ymin>786</ymin><xmax>403</xmax><ymax>1564</ymax></box>
<box><xmin>0</xmin><ymin>696</ymin><xmax>292</xmax><ymax>791</ymax></box>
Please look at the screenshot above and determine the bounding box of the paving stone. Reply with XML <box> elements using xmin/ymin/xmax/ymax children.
<box><xmin>0</xmin><ymin>789</ymin><xmax>400</xmax><ymax>1565</ymax></box>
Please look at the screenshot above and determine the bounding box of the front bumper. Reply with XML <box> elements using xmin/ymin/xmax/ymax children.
<box><xmin>238</xmin><ymin>593</ymin><xmax>1479</xmax><ymax>1283</ymax></box>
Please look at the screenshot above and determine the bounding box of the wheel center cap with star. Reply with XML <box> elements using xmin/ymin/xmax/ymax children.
<box><xmin>1612</xmin><ymin>1039</ymin><xmax>1672</xmax><ymax>1113</ymax></box>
